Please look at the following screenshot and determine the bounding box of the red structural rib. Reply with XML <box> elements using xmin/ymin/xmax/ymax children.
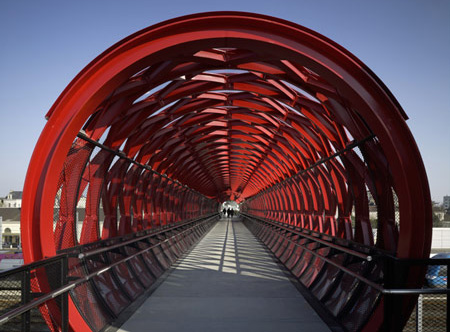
<box><xmin>21</xmin><ymin>12</ymin><xmax>431</xmax><ymax>331</ymax></box>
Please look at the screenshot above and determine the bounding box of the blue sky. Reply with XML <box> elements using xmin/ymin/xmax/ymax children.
<box><xmin>0</xmin><ymin>0</ymin><xmax>449</xmax><ymax>202</ymax></box>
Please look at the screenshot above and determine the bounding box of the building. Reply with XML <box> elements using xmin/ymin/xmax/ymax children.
<box><xmin>0</xmin><ymin>190</ymin><xmax>23</xmax><ymax>208</ymax></box>
<box><xmin>0</xmin><ymin>208</ymin><xmax>21</xmax><ymax>248</ymax></box>
<box><xmin>0</xmin><ymin>191</ymin><xmax>23</xmax><ymax>248</ymax></box>
<box><xmin>444</xmin><ymin>195</ymin><xmax>450</xmax><ymax>210</ymax></box>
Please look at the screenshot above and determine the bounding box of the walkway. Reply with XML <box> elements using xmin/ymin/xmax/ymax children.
<box><xmin>117</xmin><ymin>218</ymin><xmax>331</xmax><ymax>332</ymax></box>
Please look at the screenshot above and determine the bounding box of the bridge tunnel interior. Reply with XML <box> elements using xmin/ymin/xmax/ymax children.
<box><xmin>21</xmin><ymin>12</ymin><xmax>432</xmax><ymax>332</ymax></box>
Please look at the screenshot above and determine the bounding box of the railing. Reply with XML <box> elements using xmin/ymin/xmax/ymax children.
<box><xmin>0</xmin><ymin>214</ymin><xmax>219</xmax><ymax>332</ymax></box>
<box><xmin>2</xmin><ymin>214</ymin><xmax>446</xmax><ymax>331</ymax></box>
<box><xmin>387</xmin><ymin>257</ymin><xmax>449</xmax><ymax>332</ymax></box>
<box><xmin>0</xmin><ymin>254</ymin><xmax>68</xmax><ymax>332</ymax></box>
<box><xmin>241</xmin><ymin>213</ymin><xmax>450</xmax><ymax>332</ymax></box>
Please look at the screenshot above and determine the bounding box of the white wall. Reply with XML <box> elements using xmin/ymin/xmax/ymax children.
<box><xmin>431</xmin><ymin>228</ymin><xmax>450</xmax><ymax>249</ymax></box>
<box><xmin>2</xmin><ymin>199</ymin><xmax>21</xmax><ymax>208</ymax></box>
<box><xmin>2</xmin><ymin>220</ymin><xmax>20</xmax><ymax>234</ymax></box>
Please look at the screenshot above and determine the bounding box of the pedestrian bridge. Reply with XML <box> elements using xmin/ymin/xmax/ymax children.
<box><xmin>6</xmin><ymin>12</ymin><xmax>440</xmax><ymax>332</ymax></box>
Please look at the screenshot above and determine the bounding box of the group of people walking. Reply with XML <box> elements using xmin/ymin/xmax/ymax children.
<box><xmin>222</xmin><ymin>207</ymin><xmax>235</xmax><ymax>218</ymax></box>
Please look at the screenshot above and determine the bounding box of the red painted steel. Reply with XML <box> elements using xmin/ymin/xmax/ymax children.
<box><xmin>21</xmin><ymin>12</ymin><xmax>431</xmax><ymax>331</ymax></box>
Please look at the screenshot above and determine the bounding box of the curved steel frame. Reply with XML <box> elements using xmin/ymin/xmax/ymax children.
<box><xmin>21</xmin><ymin>12</ymin><xmax>431</xmax><ymax>331</ymax></box>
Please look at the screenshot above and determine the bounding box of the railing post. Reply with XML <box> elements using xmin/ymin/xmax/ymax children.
<box><xmin>416</xmin><ymin>294</ymin><xmax>422</xmax><ymax>332</ymax></box>
<box><xmin>383</xmin><ymin>256</ymin><xmax>392</xmax><ymax>331</ymax></box>
<box><xmin>21</xmin><ymin>268</ymin><xmax>31</xmax><ymax>332</ymax></box>
<box><xmin>61</xmin><ymin>255</ymin><xmax>69</xmax><ymax>332</ymax></box>
<box><xmin>383</xmin><ymin>256</ymin><xmax>403</xmax><ymax>332</ymax></box>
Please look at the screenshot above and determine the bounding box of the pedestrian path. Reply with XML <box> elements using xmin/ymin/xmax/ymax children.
<box><xmin>117</xmin><ymin>217</ymin><xmax>331</xmax><ymax>332</ymax></box>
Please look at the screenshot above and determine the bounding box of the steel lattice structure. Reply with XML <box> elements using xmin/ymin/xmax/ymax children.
<box><xmin>21</xmin><ymin>12</ymin><xmax>432</xmax><ymax>331</ymax></box>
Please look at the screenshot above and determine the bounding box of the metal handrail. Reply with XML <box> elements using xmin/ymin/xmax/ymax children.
<box><xmin>78</xmin><ymin>212</ymin><xmax>218</xmax><ymax>259</ymax></box>
<box><xmin>0</xmin><ymin>214</ymin><xmax>218</xmax><ymax>327</ymax></box>
<box><xmin>77</xmin><ymin>131</ymin><xmax>208</xmax><ymax>199</ymax></box>
<box><xmin>2</xmin><ymin>215</ymin><xmax>447</xmax><ymax>330</ymax></box>
<box><xmin>242</xmin><ymin>214</ymin><xmax>450</xmax><ymax>295</ymax></box>
<box><xmin>241</xmin><ymin>213</ymin><xmax>374</xmax><ymax>261</ymax></box>
<box><xmin>0</xmin><ymin>253</ymin><xmax>67</xmax><ymax>278</ymax></box>
<box><xmin>0</xmin><ymin>255</ymin><xmax>69</xmax><ymax>325</ymax></box>
<box><xmin>244</xmin><ymin>214</ymin><xmax>450</xmax><ymax>331</ymax></box>
<box><xmin>383</xmin><ymin>288</ymin><xmax>449</xmax><ymax>295</ymax></box>
<box><xmin>245</xmin><ymin>134</ymin><xmax>376</xmax><ymax>201</ymax></box>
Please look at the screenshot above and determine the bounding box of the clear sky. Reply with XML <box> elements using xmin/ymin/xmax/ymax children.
<box><xmin>0</xmin><ymin>0</ymin><xmax>449</xmax><ymax>203</ymax></box>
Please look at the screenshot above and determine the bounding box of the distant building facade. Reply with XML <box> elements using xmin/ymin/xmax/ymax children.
<box><xmin>0</xmin><ymin>191</ymin><xmax>23</xmax><ymax>248</ymax></box>
<box><xmin>0</xmin><ymin>208</ymin><xmax>21</xmax><ymax>248</ymax></box>
<box><xmin>444</xmin><ymin>195</ymin><xmax>450</xmax><ymax>210</ymax></box>
<box><xmin>0</xmin><ymin>190</ymin><xmax>23</xmax><ymax>208</ymax></box>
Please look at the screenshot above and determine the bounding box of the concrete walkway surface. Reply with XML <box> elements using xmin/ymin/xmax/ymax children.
<box><xmin>117</xmin><ymin>218</ymin><xmax>331</xmax><ymax>332</ymax></box>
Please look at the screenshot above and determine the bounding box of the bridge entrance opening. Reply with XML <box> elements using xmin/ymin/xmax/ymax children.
<box><xmin>221</xmin><ymin>201</ymin><xmax>239</xmax><ymax>214</ymax></box>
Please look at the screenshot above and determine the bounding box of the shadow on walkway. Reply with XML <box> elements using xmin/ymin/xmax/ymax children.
<box><xmin>117</xmin><ymin>217</ymin><xmax>330</xmax><ymax>332</ymax></box>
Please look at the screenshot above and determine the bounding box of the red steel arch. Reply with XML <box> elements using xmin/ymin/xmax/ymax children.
<box><xmin>21</xmin><ymin>12</ymin><xmax>431</xmax><ymax>331</ymax></box>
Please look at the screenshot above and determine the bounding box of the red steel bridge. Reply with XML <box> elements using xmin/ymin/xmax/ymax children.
<box><xmin>11</xmin><ymin>11</ymin><xmax>436</xmax><ymax>332</ymax></box>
